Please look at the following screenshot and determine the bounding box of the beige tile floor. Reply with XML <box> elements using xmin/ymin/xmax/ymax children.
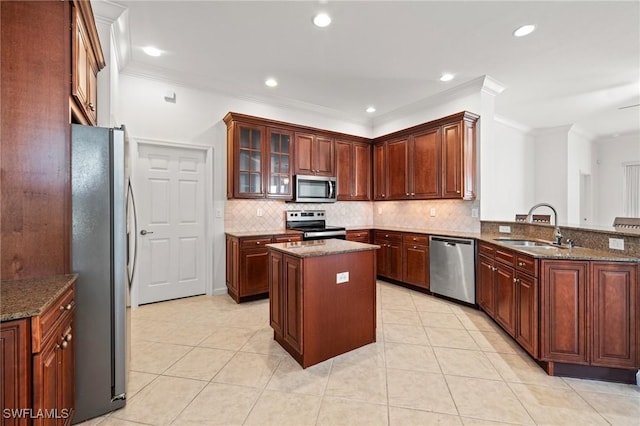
<box><xmin>80</xmin><ymin>281</ymin><xmax>640</xmax><ymax>426</ymax></box>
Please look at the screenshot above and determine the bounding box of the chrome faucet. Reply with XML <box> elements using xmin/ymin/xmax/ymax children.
<box><xmin>526</xmin><ymin>203</ymin><xmax>563</xmax><ymax>245</ymax></box>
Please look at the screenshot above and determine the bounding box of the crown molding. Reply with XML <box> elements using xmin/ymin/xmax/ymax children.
<box><xmin>92</xmin><ymin>0</ymin><xmax>130</xmax><ymax>72</ymax></box>
<box><xmin>120</xmin><ymin>65</ymin><xmax>372</xmax><ymax>128</ymax></box>
<box><xmin>569</xmin><ymin>125</ymin><xmax>597</xmax><ymax>142</ymax></box>
<box><xmin>481</xmin><ymin>75</ymin><xmax>507</xmax><ymax>96</ymax></box>
<box><xmin>371</xmin><ymin>76</ymin><xmax>488</xmax><ymax>128</ymax></box>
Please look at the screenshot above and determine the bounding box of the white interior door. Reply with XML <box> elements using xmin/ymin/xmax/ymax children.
<box><xmin>137</xmin><ymin>143</ymin><xmax>207</xmax><ymax>304</ymax></box>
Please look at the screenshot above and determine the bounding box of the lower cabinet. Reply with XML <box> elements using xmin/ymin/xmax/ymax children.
<box><xmin>540</xmin><ymin>260</ymin><xmax>589</xmax><ymax>364</ymax></box>
<box><xmin>268</xmin><ymin>250</ymin><xmax>302</xmax><ymax>354</ymax></box>
<box><xmin>402</xmin><ymin>234</ymin><xmax>429</xmax><ymax>290</ymax></box>
<box><xmin>346</xmin><ymin>230</ymin><xmax>370</xmax><ymax>243</ymax></box>
<box><xmin>374</xmin><ymin>231</ymin><xmax>403</xmax><ymax>281</ymax></box>
<box><xmin>1</xmin><ymin>283</ymin><xmax>75</xmax><ymax>425</ymax></box>
<box><xmin>477</xmin><ymin>242</ymin><xmax>538</xmax><ymax>358</ymax></box>
<box><xmin>226</xmin><ymin>233</ymin><xmax>303</xmax><ymax>303</ymax></box>
<box><xmin>0</xmin><ymin>320</ymin><xmax>30</xmax><ymax>426</ymax></box>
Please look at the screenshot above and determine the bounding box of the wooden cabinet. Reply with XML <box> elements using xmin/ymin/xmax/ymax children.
<box><xmin>476</xmin><ymin>242</ymin><xmax>538</xmax><ymax>357</ymax></box>
<box><xmin>540</xmin><ymin>260</ymin><xmax>589</xmax><ymax>364</ymax></box>
<box><xmin>70</xmin><ymin>0</ymin><xmax>105</xmax><ymax>126</ymax></box>
<box><xmin>224</xmin><ymin>113</ymin><xmax>370</xmax><ymax>200</ymax></box>
<box><xmin>295</xmin><ymin>133</ymin><xmax>334</xmax><ymax>176</ymax></box>
<box><xmin>373</xmin><ymin>111</ymin><xmax>478</xmax><ymax>201</ymax></box>
<box><xmin>373</xmin><ymin>144</ymin><xmax>387</xmax><ymax>200</ymax></box>
<box><xmin>31</xmin><ymin>284</ymin><xmax>75</xmax><ymax>425</ymax></box>
<box><xmin>268</xmin><ymin>251</ymin><xmax>303</xmax><ymax>357</ymax></box>
<box><xmin>590</xmin><ymin>262</ymin><xmax>637</xmax><ymax>368</ymax></box>
<box><xmin>268</xmin><ymin>245</ymin><xmax>377</xmax><ymax>368</ymax></box>
<box><xmin>402</xmin><ymin>234</ymin><xmax>429</xmax><ymax>290</ymax></box>
<box><xmin>1</xmin><ymin>320</ymin><xmax>31</xmax><ymax>426</ymax></box>
<box><xmin>346</xmin><ymin>230</ymin><xmax>371</xmax><ymax>243</ymax></box>
<box><xmin>374</xmin><ymin>231</ymin><xmax>403</xmax><ymax>281</ymax></box>
<box><xmin>336</xmin><ymin>140</ymin><xmax>371</xmax><ymax>200</ymax></box>
<box><xmin>1</xmin><ymin>283</ymin><xmax>75</xmax><ymax>425</ymax></box>
<box><xmin>225</xmin><ymin>118</ymin><xmax>295</xmax><ymax>199</ymax></box>
<box><xmin>225</xmin><ymin>233</ymin><xmax>302</xmax><ymax>302</ymax></box>
<box><xmin>266</xmin><ymin>127</ymin><xmax>294</xmax><ymax>199</ymax></box>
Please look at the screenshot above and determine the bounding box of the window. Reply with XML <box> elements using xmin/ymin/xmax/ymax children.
<box><xmin>624</xmin><ymin>163</ymin><xmax>640</xmax><ymax>217</ymax></box>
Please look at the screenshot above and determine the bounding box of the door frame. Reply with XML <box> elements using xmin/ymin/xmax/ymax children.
<box><xmin>130</xmin><ymin>137</ymin><xmax>214</xmax><ymax>309</ymax></box>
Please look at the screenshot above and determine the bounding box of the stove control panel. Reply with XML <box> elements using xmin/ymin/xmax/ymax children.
<box><xmin>286</xmin><ymin>210</ymin><xmax>325</xmax><ymax>221</ymax></box>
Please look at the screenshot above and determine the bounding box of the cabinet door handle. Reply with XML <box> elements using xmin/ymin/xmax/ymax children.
<box><xmin>256</xmin><ymin>241</ymin><xmax>261</xmax><ymax>245</ymax></box>
<box><xmin>492</xmin><ymin>267</ymin><xmax>497</xmax><ymax>271</ymax></box>
<box><xmin>61</xmin><ymin>340</ymin><xmax>69</xmax><ymax>349</ymax></box>
<box><xmin>88</xmin><ymin>103</ymin><xmax>95</xmax><ymax>111</ymax></box>
<box><xmin>411</xmin><ymin>193</ymin><xmax>415</xmax><ymax>196</ymax></box>
<box><xmin>406</xmin><ymin>192</ymin><xmax>409</xmax><ymax>196</ymax></box>
<box><xmin>456</xmin><ymin>190</ymin><xmax>461</xmax><ymax>194</ymax></box>
<box><xmin>60</xmin><ymin>302</ymin><xmax>73</xmax><ymax>311</ymax></box>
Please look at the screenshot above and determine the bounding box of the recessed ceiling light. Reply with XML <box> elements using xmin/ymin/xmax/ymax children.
<box><xmin>143</xmin><ymin>46</ymin><xmax>162</xmax><ymax>57</ymax></box>
<box><xmin>313</xmin><ymin>13</ymin><xmax>331</xmax><ymax>28</ymax></box>
<box><xmin>440</xmin><ymin>73</ymin><xmax>454</xmax><ymax>82</ymax></box>
<box><xmin>265</xmin><ymin>78</ymin><xmax>278</xmax><ymax>87</ymax></box>
<box><xmin>513</xmin><ymin>24</ymin><xmax>536</xmax><ymax>37</ymax></box>
<box><xmin>365</xmin><ymin>106</ymin><xmax>376</xmax><ymax>113</ymax></box>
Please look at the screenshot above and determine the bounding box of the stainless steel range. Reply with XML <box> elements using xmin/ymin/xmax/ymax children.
<box><xmin>285</xmin><ymin>210</ymin><xmax>346</xmax><ymax>240</ymax></box>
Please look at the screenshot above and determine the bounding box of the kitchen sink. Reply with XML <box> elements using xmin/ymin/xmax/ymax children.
<box><xmin>493</xmin><ymin>238</ymin><xmax>563</xmax><ymax>249</ymax></box>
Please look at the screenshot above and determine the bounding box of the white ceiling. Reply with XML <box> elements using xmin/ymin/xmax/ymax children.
<box><xmin>107</xmin><ymin>0</ymin><xmax>640</xmax><ymax>138</ymax></box>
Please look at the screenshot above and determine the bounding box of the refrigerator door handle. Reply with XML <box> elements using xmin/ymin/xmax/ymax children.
<box><xmin>127</xmin><ymin>179</ymin><xmax>138</xmax><ymax>286</ymax></box>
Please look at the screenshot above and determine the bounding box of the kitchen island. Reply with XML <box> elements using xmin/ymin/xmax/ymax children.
<box><xmin>266</xmin><ymin>239</ymin><xmax>379</xmax><ymax>368</ymax></box>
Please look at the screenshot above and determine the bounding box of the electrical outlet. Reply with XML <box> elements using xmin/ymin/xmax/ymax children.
<box><xmin>499</xmin><ymin>225</ymin><xmax>511</xmax><ymax>233</ymax></box>
<box><xmin>430</xmin><ymin>208</ymin><xmax>436</xmax><ymax>217</ymax></box>
<box><xmin>471</xmin><ymin>208</ymin><xmax>479</xmax><ymax>218</ymax></box>
<box><xmin>377</xmin><ymin>206</ymin><xmax>383</xmax><ymax>215</ymax></box>
<box><xmin>336</xmin><ymin>272</ymin><xmax>349</xmax><ymax>284</ymax></box>
<box><xmin>609</xmin><ymin>238</ymin><xmax>625</xmax><ymax>250</ymax></box>
<box><xmin>215</xmin><ymin>208</ymin><xmax>222</xmax><ymax>218</ymax></box>
<box><xmin>256</xmin><ymin>208</ymin><xmax>263</xmax><ymax>217</ymax></box>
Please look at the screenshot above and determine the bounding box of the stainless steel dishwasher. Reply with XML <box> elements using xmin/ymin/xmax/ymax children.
<box><xmin>429</xmin><ymin>236</ymin><xmax>476</xmax><ymax>304</ymax></box>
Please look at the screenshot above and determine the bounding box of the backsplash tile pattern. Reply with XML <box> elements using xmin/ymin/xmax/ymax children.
<box><xmin>373</xmin><ymin>200</ymin><xmax>481</xmax><ymax>232</ymax></box>
<box><xmin>225</xmin><ymin>199</ymin><xmax>480</xmax><ymax>233</ymax></box>
<box><xmin>225</xmin><ymin>200</ymin><xmax>374</xmax><ymax>231</ymax></box>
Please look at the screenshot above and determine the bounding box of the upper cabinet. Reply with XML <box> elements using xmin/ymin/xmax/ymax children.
<box><xmin>336</xmin><ymin>140</ymin><xmax>371</xmax><ymax>201</ymax></box>
<box><xmin>70</xmin><ymin>0</ymin><xmax>105</xmax><ymax>126</ymax></box>
<box><xmin>225</xmin><ymin>119</ymin><xmax>294</xmax><ymax>199</ymax></box>
<box><xmin>224</xmin><ymin>113</ymin><xmax>369</xmax><ymax>200</ymax></box>
<box><xmin>295</xmin><ymin>133</ymin><xmax>335</xmax><ymax>176</ymax></box>
<box><xmin>373</xmin><ymin>111</ymin><xmax>478</xmax><ymax>201</ymax></box>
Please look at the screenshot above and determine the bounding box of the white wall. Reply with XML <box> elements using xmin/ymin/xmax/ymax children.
<box><xmin>595</xmin><ymin>132</ymin><xmax>640</xmax><ymax>226</ymax></box>
<box><xmin>567</xmin><ymin>128</ymin><xmax>594</xmax><ymax>225</ymax></box>
<box><xmin>532</xmin><ymin>126</ymin><xmax>570</xmax><ymax>223</ymax></box>
<box><xmin>483</xmin><ymin>118</ymin><xmax>535</xmax><ymax>221</ymax></box>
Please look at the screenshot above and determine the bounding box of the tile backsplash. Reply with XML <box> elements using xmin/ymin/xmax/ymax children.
<box><xmin>224</xmin><ymin>199</ymin><xmax>480</xmax><ymax>233</ymax></box>
<box><xmin>224</xmin><ymin>200</ymin><xmax>373</xmax><ymax>231</ymax></box>
<box><xmin>373</xmin><ymin>199</ymin><xmax>480</xmax><ymax>232</ymax></box>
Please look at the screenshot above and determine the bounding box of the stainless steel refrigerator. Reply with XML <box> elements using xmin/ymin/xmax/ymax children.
<box><xmin>71</xmin><ymin>124</ymin><xmax>133</xmax><ymax>423</ymax></box>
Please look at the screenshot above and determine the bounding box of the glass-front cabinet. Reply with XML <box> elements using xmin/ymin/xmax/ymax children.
<box><xmin>238</xmin><ymin>125</ymin><xmax>264</xmax><ymax>196</ymax></box>
<box><xmin>225</xmin><ymin>113</ymin><xmax>294</xmax><ymax>200</ymax></box>
<box><xmin>267</xmin><ymin>127</ymin><xmax>293</xmax><ymax>198</ymax></box>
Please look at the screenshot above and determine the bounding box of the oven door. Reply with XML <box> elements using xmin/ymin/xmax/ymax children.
<box><xmin>303</xmin><ymin>230</ymin><xmax>346</xmax><ymax>241</ymax></box>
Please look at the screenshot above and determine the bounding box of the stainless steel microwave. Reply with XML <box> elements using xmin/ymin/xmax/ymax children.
<box><xmin>293</xmin><ymin>175</ymin><xmax>337</xmax><ymax>203</ymax></box>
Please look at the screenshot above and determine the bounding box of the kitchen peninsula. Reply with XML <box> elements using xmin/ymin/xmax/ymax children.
<box><xmin>267</xmin><ymin>239</ymin><xmax>379</xmax><ymax>368</ymax></box>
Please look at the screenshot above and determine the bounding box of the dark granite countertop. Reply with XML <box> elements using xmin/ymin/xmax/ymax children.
<box><xmin>480</xmin><ymin>234</ymin><xmax>639</xmax><ymax>262</ymax></box>
<box><xmin>1</xmin><ymin>274</ymin><xmax>77</xmax><ymax>322</ymax></box>
<box><xmin>267</xmin><ymin>239</ymin><xmax>380</xmax><ymax>258</ymax></box>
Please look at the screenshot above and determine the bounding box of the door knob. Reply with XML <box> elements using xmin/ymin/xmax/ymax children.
<box><xmin>140</xmin><ymin>230</ymin><xmax>154</xmax><ymax>236</ymax></box>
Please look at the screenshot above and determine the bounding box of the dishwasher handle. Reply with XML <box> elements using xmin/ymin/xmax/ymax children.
<box><xmin>430</xmin><ymin>236</ymin><xmax>474</xmax><ymax>246</ymax></box>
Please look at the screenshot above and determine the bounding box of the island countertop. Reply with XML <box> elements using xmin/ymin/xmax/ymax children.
<box><xmin>1</xmin><ymin>274</ymin><xmax>78</xmax><ymax>321</ymax></box>
<box><xmin>266</xmin><ymin>238</ymin><xmax>380</xmax><ymax>258</ymax></box>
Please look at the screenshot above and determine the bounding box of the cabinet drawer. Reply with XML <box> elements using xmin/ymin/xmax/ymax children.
<box><xmin>374</xmin><ymin>231</ymin><xmax>402</xmax><ymax>243</ymax></box>
<box><xmin>403</xmin><ymin>234</ymin><xmax>428</xmax><ymax>246</ymax></box>
<box><xmin>273</xmin><ymin>234</ymin><xmax>303</xmax><ymax>243</ymax></box>
<box><xmin>495</xmin><ymin>248</ymin><xmax>515</xmax><ymax>266</ymax></box>
<box><xmin>515</xmin><ymin>254</ymin><xmax>537</xmax><ymax>276</ymax></box>
<box><xmin>478</xmin><ymin>242</ymin><xmax>495</xmax><ymax>257</ymax></box>
<box><xmin>347</xmin><ymin>230</ymin><xmax>370</xmax><ymax>239</ymax></box>
<box><xmin>241</xmin><ymin>237</ymin><xmax>273</xmax><ymax>248</ymax></box>
<box><xmin>32</xmin><ymin>285</ymin><xmax>75</xmax><ymax>353</ymax></box>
